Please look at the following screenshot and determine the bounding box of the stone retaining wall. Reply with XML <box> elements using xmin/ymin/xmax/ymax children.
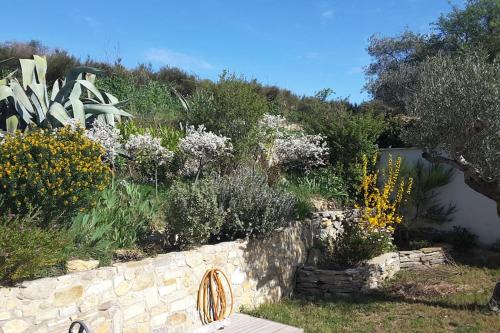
<box><xmin>295</xmin><ymin>247</ymin><xmax>447</xmax><ymax>300</ymax></box>
<box><xmin>398</xmin><ymin>247</ymin><xmax>448</xmax><ymax>269</ymax></box>
<box><xmin>0</xmin><ymin>221</ymin><xmax>312</xmax><ymax>333</ymax></box>
<box><xmin>296</xmin><ymin>252</ymin><xmax>400</xmax><ymax>299</ymax></box>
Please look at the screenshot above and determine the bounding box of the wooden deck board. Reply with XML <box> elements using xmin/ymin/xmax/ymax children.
<box><xmin>217</xmin><ymin>313</ymin><xmax>303</xmax><ymax>333</ymax></box>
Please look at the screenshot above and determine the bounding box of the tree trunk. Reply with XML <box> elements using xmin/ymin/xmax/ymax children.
<box><xmin>422</xmin><ymin>151</ymin><xmax>500</xmax><ymax>216</ymax></box>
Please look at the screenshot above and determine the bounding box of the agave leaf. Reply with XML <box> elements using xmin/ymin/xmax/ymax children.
<box><xmin>47</xmin><ymin>102</ymin><xmax>70</xmax><ymax>126</ymax></box>
<box><xmin>19</xmin><ymin>59</ymin><xmax>36</xmax><ymax>89</ymax></box>
<box><xmin>105</xmin><ymin>113</ymin><xmax>115</xmax><ymax>126</ymax></box>
<box><xmin>70</xmin><ymin>96</ymin><xmax>85</xmax><ymax>127</ymax></box>
<box><xmin>51</xmin><ymin>80</ymin><xmax>60</xmax><ymax>101</ymax></box>
<box><xmin>86</xmin><ymin>74</ymin><xmax>96</xmax><ymax>100</ymax></box>
<box><xmin>102</xmin><ymin>92</ymin><xmax>118</xmax><ymax>104</ymax></box>
<box><xmin>28</xmin><ymin>83</ymin><xmax>48</xmax><ymax>115</ymax></box>
<box><xmin>29</xmin><ymin>92</ymin><xmax>47</xmax><ymax>124</ymax></box>
<box><xmin>83</xmin><ymin>104</ymin><xmax>133</xmax><ymax>118</ymax></box>
<box><xmin>76</xmin><ymin>79</ymin><xmax>104</xmax><ymax>103</ymax></box>
<box><xmin>66</xmin><ymin>66</ymin><xmax>103</xmax><ymax>83</ymax></box>
<box><xmin>69</xmin><ymin>79</ymin><xmax>82</xmax><ymax>101</ymax></box>
<box><xmin>13</xmin><ymin>100</ymin><xmax>33</xmax><ymax>124</ymax></box>
<box><xmin>11</xmin><ymin>80</ymin><xmax>35</xmax><ymax>115</ymax></box>
<box><xmin>6</xmin><ymin>115</ymin><xmax>19</xmax><ymax>132</ymax></box>
<box><xmin>0</xmin><ymin>69</ymin><xmax>18</xmax><ymax>86</ymax></box>
<box><xmin>33</xmin><ymin>55</ymin><xmax>47</xmax><ymax>85</ymax></box>
<box><xmin>0</xmin><ymin>85</ymin><xmax>13</xmax><ymax>100</ymax></box>
<box><xmin>53</xmin><ymin>79</ymin><xmax>78</xmax><ymax>104</ymax></box>
<box><xmin>173</xmin><ymin>88</ymin><xmax>190</xmax><ymax>112</ymax></box>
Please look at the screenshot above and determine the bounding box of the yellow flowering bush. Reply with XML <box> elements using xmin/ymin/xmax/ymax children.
<box><xmin>0</xmin><ymin>127</ymin><xmax>111</xmax><ymax>221</ymax></box>
<box><xmin>359</xmin><ymin>153</ymin><xmax>413</xmax><ymax>232</ymax></box>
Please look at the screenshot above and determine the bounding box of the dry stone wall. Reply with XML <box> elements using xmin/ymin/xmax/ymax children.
<box><xmin>0</xmin><ymin>221</ymin><xmax>312</xmax><ymax>333</ymax></box>
<box><xmin>398</xmin><ymin>247</ymin><xmax>448</xmax><ymax>269</ymax></box>
<box><xmin>296</xmin><ymin>252</ymin><xmax>400</xmax><ymax>299</ymax></box>
<box><xmin>295</xmin><ymin>247</ymin><xmax>448</xmax><ymax>300</ymax></box>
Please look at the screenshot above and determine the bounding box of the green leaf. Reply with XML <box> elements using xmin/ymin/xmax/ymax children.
<box><xmin>6</xmin><ymin>116</ymin><xmax>18</xmax><ymax>132</ymax></box>
<box><xmin>76</xmin><ymin>79</ymin><xmax>104</xmax><ymax>103</ymax></box>
<box><xmin>19</xmin><ymin>59</ymin><xmax>35</xmax><ymax>89</ymax></box>
<box><xmin>52</xmin><ymin>80</ymin><xmax>78</xmax><ymax>104</ymax></box>
<box><xmin>51</xmin><ymin>80</ymin><xmax>60</xmax><ymax>101</ymax></box>
<box><xmin>11</xmin><ymin>80</ymin><xmax>35</xmax><ymax>115</ymax></box>
<box><xmin>0</xmin><ymin>69</ymin><xmax>18</xmax><ymax>86</ymax></box>
<box><xmin>33</xmin><ymin>55</ymin><xmax>47</xmax><ymax>85</ymax></box>
<box><xmin>83</xmin><ymin>104</ymin><xmax>133</xmax><ymax>118</ymax></box>
<box><xmin>66</xmin><ymin>67</ymin><xmax>104</xmax><ymax>83</ymax></box>
<box><xmin>70</xmin><ymin>96</ymin><xmax>85</xmax><ymax>127</ymax></box>
<box><xmin>47</xmin><ymin>102</ymin><xmax>70</xmax><ymax>126</ymax></box>
<box><xmin>0</xmin><ymin>85</ymin><xmax>13</xmax><ymax>100</ymax></box>
<box><xmin>29</xmin><ymin>93</ymin><xmax>47</xmax><ymax>124</ymax></box>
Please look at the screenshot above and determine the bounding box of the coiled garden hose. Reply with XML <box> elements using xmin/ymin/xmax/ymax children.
<box><xmin>197</xmin><ymin>268</ymin><xmax>234</xmax><ymax>324</ymax></box>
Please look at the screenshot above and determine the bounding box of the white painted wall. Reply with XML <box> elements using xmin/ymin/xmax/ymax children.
<box><xmin>379</xmin><ymin>148</ymin><xmax>500</xmax><ymax>245</ymax></box>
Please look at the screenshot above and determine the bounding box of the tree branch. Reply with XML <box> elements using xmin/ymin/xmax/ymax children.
<box><xmin>421</xmin><ymin>151</ymin><xmax>466</xmax><ymax>172</ymax></box>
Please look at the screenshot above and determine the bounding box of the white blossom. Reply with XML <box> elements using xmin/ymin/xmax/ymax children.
<box><xmin>258</xmin><ymin>114</ymin><xmax>287</xmax><ymax>133</ymax></box>
<box><xmin>86</xmin><ymin>119</ymin><xmax>122</xmax><ymax>164</ymax></box>
<box><xmin>179</xmin><ymin>125</ymin><xmax>233</xmax><ymax>176</ymax></box>
<box><xmin>275</xmin><ymin>134</ymin><xmax>329</xmax><ymax>170</ymax></box>
<box><xmin>257</xmin><ymin>113</ymin><xmax>329</xmax><ymax>171</ymax></box>
<box><xmin>125</xmin><ymin>133</ymin><xmax>174</xmax><ymax>169</ymax></box>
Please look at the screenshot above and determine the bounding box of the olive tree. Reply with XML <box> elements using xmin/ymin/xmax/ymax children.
<box><xmin>403</xmin><ymin>53</ymin><xmax>500</xmax><ymax>214</ymax></box>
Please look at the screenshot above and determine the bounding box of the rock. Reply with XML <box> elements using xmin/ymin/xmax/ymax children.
<box><xmin>167</xmin><ymin>312</ymin><xmax>187</xmax><ymax>326</ymax></box>
<box><xmin>53</xmin><ymin>286</ymin><xmax>84</xmax><ymax>307</ymax></box>
<box><xmin>305</xmin><ymin>248</ymin><xmax>323</xmax><ymax>267</ymax></box>
<box><xmin>66</xmin><ymin>259</ymin><xmax>99</xmax><ymax>272</ymax></box>
<box><xmin>115</xmin><ymin>281</ymin><xmax>131</xmax><ymax>296</ymax></box>
<box><xmin>489</xmin><ymin>282</ymin><xmax>500</xmax><ymax>314</ymax></box>
<box><xmin>1</xmin><ymin>319</ymin><xmax>30</xmax><ymax>333</ymax></box>
<box><xmin>0</xmin><ymin>311</ymin><xmax>11</xmax><ymax>320</ymax></box>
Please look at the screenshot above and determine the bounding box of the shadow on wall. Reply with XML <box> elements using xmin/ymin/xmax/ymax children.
<box><xmin>380</xmin><ymin>148</ymin><xmax>500</xmax><ymax>245</ymax></box>
<box><xmin>241</xmin><ymin>220</ymin><xmax>315</xmax><ymax>304</ymax></box>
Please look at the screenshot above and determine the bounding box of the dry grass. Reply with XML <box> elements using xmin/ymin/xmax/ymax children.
<box><xmin>245</xmin><ymin>263</ymin><xmax>500</xmax><ymax>333</ymax></box>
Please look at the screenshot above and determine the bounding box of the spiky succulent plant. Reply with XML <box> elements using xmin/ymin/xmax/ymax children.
<box><xmin>0</xmin><ymin>55</ymin><xmax>131</xmax><ymax>133</ymax></box>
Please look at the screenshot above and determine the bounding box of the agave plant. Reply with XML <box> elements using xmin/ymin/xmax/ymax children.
<box><xmin>0</xmin><ymin>55</ymin><xmax>131</xmax><ymax>132</ymax></box>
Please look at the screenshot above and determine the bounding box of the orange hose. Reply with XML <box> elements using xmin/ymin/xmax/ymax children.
<box><xmin>197</xmin><ymin>268</ymin><xmax>234</xmax><ymax>324</ymax></box>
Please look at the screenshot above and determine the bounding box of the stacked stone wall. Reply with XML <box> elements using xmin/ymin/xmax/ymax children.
<box><xmin>0</xmin><ymin>221</ymin><xmax>311</xmax><ymax>333</ymax></box>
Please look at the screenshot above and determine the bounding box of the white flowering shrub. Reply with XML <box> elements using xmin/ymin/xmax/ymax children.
<box><xmin>257</xmin><ymin>113</ymin><xmax>329</xmax><ymax>171</ymax></box>
<box><xmin>124</xmin><ymin>133</ymin><xmax>174</xmax><ymax>182</ymax></box>
<box><xmin>275</xmin><ymin>134</ymin><xmax>329</xmax><ymax>170</ymax></box>
<box><xmin>258</xmin><ymin>114</ymin><xmax>287</xmax><ymax>134</ymax></box>
<box><xmin>86</xmin><ymin>119</ymin><xmax>122</xmax><ymax>164</ymax></box>
<box><xmin>179</xmin><ymin>125</ymin><xmax>233</xmax><ymax>178</ymax></box>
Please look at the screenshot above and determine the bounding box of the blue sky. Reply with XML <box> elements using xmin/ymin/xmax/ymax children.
<box><xmin>2</xmin><ymin>0</ymin><xmax>462</xmax><ymax>103</ymax></box>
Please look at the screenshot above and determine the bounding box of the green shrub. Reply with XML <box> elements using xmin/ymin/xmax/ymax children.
<box><xmin>450</xmin><ymin>226</ymin><xmax>478</xmax><ymax>253</ymax></box>
<box><xmin>69</xmin><ymin>180</ymin><xmax>159</xmax><ymax>261</ymax></box>
<box><xmin>118</xmin><ymin>121</ymin><xmax>184</xmax><ymax>152</ymax></box>
<box><xmin>285</xmin><ymin>168</ymin><xmax>349</xmax><ymax>203</ymax></box>
<box><xmin>96</xmin><ymin>74</ymin><xmax>183</xmax><ymax>124</ymax></box>
<box><xmin>185</xmin><ymin>72</ymin><xmax>273</xmax><ymax>161</ymax></box>
<box><xmin>218</xmin><ymin>167</ymin><xmax>296</xmax><ymax>240</ymax></box>
<box><xmin>296</xmin><ymin>100</ymin><xmax>386</xmax><ymax>197</ymax></box>
<box><xmin>0</xmin><ymin>127</ymin><xmax>111</xmax><ymax>223</ymax></box>
<box><xmin>318</xmin><ymin>215</ymin><xmax>395</xmax><ymax>269</ymax></box>
<box><xmin>0</xmin><ymin>214</ymin><xmax>70</xmax><ymax>285</ymax></box>
<box><xmin>165</xmin><ymin>179</ymin><xmax>225</xmax><ymax>249</ymax></box>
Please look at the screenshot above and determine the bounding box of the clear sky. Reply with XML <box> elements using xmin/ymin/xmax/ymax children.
<box><xmin>2</xmin><ymin>0</ymin><xmax>462</xmax><ymax>103</ymax></box>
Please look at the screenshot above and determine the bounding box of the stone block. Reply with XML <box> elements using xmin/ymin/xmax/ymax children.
<box><xmin>1</xmin><ymin>319</ymin><xmax>30</xmax><ymax>333</ymax></box>
<box><xmin>66</xmin><ymin>259</ymin><xmax>99</xmax><ymax>273</ymax></box>
<box><xmin>123</xmin><ymin>302</ymin><xmax>146</xmax><ymax>321</ymax></box>
<box><xmin>86</xmin><ymin>280</ymin><xmax>113</xmax><ymax>296</ymax></box>
<box><xmin>53</xmin><ymin>285</ymin><xmax>84</xmax><ymax>307</ymax></box>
